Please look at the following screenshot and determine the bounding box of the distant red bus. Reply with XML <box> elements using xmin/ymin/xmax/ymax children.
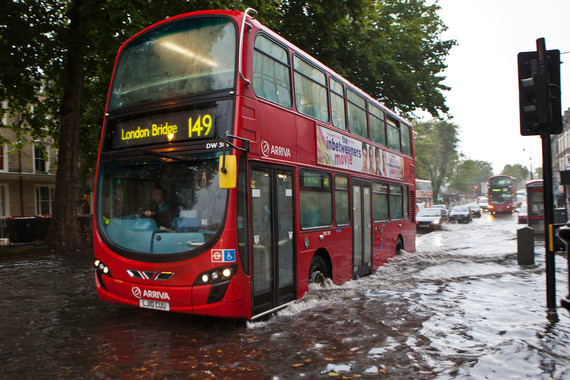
<box><xmin>93</xmin><ymin>9</ymin><xmax>416</xmax><ymax>319</ymax></box>
<box><xmin>415</xmin><ymin>179</ymin><xmax>433</xmax><ymax>208</ymax></box>
<box><xmin>488</xmin><ymin>175</ymin><xmax>516</xmax><ymax>214</ymax></box>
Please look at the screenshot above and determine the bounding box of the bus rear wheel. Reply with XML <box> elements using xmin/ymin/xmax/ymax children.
<box><xmin>309</xmin><ymin>256</ymin><xmax>328</xmax><ymax>288</ymax></box>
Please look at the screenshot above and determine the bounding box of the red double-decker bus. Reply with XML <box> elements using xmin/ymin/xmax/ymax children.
<box><xmin>488</xmin><ymin>175</ymin><xmax>516</xmax><ymax>214</ymax></box>
<box><xmin>93</xmin><ymin>9</ymin><xmax>416</xmax><ymax>319</ymax></box>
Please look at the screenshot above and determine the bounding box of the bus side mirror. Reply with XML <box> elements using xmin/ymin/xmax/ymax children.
<box><xmin>219</xmin><ymin>155</ymin><xmax>237</xmax><ymax>189</ymax></box>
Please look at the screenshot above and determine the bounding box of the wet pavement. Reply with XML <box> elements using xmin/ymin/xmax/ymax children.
<box><xmin>0</xmin><ymin>212</ymin><xmax>569</xmax><ymax>379</ymax></box>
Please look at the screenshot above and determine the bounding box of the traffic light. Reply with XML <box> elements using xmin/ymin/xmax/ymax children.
<box><xmin>518</xmin><ymin>47</ymin><xmax>561</xmax><ymax>136</ymax></box>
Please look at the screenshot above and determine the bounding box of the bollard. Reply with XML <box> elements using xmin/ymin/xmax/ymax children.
<box><xmin>517</xmin><ymin>226</ymin><xmax>535</xmax><ymax>265</ymax></box>
<box><xmin>557</xmin><ymin>223</ymin><xmax>570</xmax><ymax>311</ymax></box>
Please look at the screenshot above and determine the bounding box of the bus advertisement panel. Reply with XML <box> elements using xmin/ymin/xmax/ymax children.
<box><xmin>93</xmin><ymin>9</ymin><xmax>416</xmax><ymax>319</ymax></box>
<box><xmin>316</xmin><ymin>125</ymin><xmax>403</xmax><ymax>180</ymax></box>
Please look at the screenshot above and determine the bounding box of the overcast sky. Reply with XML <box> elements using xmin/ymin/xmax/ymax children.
<box><xmin>432</xmin><ymin>0</ymin><xmax>570</xmax><ymax>174</ymax></box>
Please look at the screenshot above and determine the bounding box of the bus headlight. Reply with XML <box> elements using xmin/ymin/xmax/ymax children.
<box><xmin>94</xmin><ymin>258</ymin><xmax>112</xmax><ymax>277</ymax></box>
<box><xmin>195</xmin><ymin>265</ymin><xmax>237</xmax><ymax>285</ymax></box>
<box><xmin>94</xmin><ymin>258</ymin><xmax>112</xmax><ymax>291</ymax></box>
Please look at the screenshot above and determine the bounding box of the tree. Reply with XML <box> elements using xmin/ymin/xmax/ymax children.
<box><xmin>502</xmin><ymin>164</ymin><xmax>530</xmax><ymax>189</ymax></box>
<box><xmin>1</xmin><ymin>0</ymin><xmax>246</xmax><ymax>252</ymax></box>
<box><xmin>263</xmin><ymin>0</ymin><xmax>455</xmax><ymax>117</ymax></box>
<box><xmin>2</xmin><ymin>0</ymin><xmax>454</xmax><ymax>252</ymax></box>
<box><xmin>414</xmin><ymin>119</ymin><xmax>460</xmax><ymax>201</ymax></box>
<box><xmin>449</xmin><ymin>159</ymin><xmax>493</xmax><ymax>197</ymax></box>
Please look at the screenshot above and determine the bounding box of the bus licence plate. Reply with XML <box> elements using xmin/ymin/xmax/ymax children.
<box><xmin>139</xmin><ymin>299</ymin><xmax>170</xmax><ymax>311</ymax></box>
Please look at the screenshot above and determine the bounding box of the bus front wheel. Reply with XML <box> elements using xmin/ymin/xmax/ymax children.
<box><xmin>396</xmin><ymin>237</ymin><xmax>404</xmax><ymax>255</ymax></box>
<box><xmin>309</xmin><ymin>256</ymin><xmax>328</xmax><ymax>288</ymax></box>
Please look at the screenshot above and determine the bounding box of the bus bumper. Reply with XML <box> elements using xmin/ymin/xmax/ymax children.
<box><xmin>95</xmin><ymin>271</ymin><xmax>251</xmax><ymax>318</ymax></box>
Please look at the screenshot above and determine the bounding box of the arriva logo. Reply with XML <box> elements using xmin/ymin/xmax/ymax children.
<box><xmin>132</xmin><ymin>286</ymin><xmax>170</xmax><ymax>300</ymax></box>
<box><xmin>261</xmin><ymin>140</ymin><xmax>291</xmax><ymax>158</ymax></box>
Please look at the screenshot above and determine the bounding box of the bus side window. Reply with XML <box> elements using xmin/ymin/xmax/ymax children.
<box><xmin>369</xmin><ymin>102</ymin><xmax>386</xmax><ymax>146</ymax></box>
<box><xmin>387</xmin><ymin>118</ymin><xmax>401</xmax><ymax>152</ymax></box>
<box><xmin>390</xmin><ymin>184</ymin><xmax>403</xmax><ymax>220</ymax></box>
<box><xmin>373</xmin><ymin>182</ymin><xmax>389</xmax><ymax>221</ymax></box>
<box><xmin>335</xmin><ymin>175</ymin><xmax>350</xmax><ymax>225</ymax></box>
<box><xmin>330</xmin><ymin>78</ymin><xmax>346</xmax><ymax>130</ymax></box>
<box><xmin>252</xmin><ymin>35</ymin><xmax>292</xmax><ymax>108</ymax></box>
<box><xmin>293</xmin><ymin>55</ymin><xmax>329</xmax><ymax>123</ymax></box>
<box><xmin>401</xmin><ymin>123</ymin><xmax>412</xmax><ymax>157</ymax></box>
<box><xmin>347</xmin><ymin>88</ymin><xmax>367</xmax><ymax>138</ymax></box>
<box><xmin>300</xmin><ymin>170</ymin><xmax>332</xmax><ymax>229</ymax></box>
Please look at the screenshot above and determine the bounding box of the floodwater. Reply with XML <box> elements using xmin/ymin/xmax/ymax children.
<box><xmin>0</xmin><ymin>212</ymin><xmax>569</xmax><ymax>379</ymax></box>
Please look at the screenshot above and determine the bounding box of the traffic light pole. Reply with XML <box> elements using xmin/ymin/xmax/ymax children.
<box><xmin>537</xmin><ymin>38</ymin><xmax>556</xmax><ymax>309</ymax></box>
<box><xmin>541</xmin><ymin>128</ymin><xmax>556</xmax><ymax>309</ymax></box>
<box><xmin>518</xmin><ymin>38</ymin><xmax>563</xmax><ymax>310</ymax></box>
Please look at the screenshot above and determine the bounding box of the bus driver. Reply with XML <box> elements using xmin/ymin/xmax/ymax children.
<box><xmin>144</xmin><ymin>186</ymin><xmax>176</xmax><ymax>228</ymax></box>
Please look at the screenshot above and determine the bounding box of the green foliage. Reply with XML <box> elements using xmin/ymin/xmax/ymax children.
<box><xmin>265</xmin><ymin>0</ymin><xmax>455</xmax><ymax>117</ymax></box>
<box><xmin>449</xmin><ymin>159</ymin><xmax>493</xmax><ymax>196</ymax></box>
<box><xmin>414</xmin><ymin>119</ymin><xmax>460</xmax><ymax>201</ymax></box>
<box><xmin>502</xmin><ymin>163</ymin><xmax>530</xmax><ymax>189</ymax></box>
<box><xmin>1</xmin><ymin>0</ymin><xmax>247</xmax><ymax>191</ymax></box>
<box><xmin>1</xmin><ymin>0</ymin><xmax>455</xmax><ymax>248</ymax></box>
<box><xmin>2</xmin><ymin>0</ymin><xmax>454</xmax><ymax>182</ymax></box>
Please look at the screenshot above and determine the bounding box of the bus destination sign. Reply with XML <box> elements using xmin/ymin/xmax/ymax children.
<box><xmin>112</xmin><ymin>108</ymin><xmax>216</xmax><ymax>149</ymax></box>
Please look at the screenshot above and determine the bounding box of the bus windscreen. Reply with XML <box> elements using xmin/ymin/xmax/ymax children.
<box><xmin>108</xmin><ymin>16</ymin><xmax>236</xmax><ymax>111</ymax></box>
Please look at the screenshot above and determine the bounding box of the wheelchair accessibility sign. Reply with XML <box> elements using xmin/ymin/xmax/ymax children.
<box><xmin>211</xmin><ymin>249</ymin><xmax>236</xmax><ymax>263</ymax></box>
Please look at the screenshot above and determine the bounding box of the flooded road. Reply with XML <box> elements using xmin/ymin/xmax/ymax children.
<box><xmin>1</xmin><ymin>212</ymin><xmax>569</xmax><ymax>378</ymax></box>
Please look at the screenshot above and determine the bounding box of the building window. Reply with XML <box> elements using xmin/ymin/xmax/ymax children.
<box><xmin>0</xmin><ymin>184</ymin><xmax>8</xmax><ymax>240</ymax></box>
<box><xmin>1</xmin><ymin>101</ymin><xmax>7</xmax><ymax>124</ymax></box>
<box><xmin>34</xmin><ymin>144</ymin><xmax>48</xmax><ymax>174</ymax></box>
<box><xmin>0</xmin><ymin>144</ymin><xmax>7</xmax><ymax>172</ymax></box>
<box><xmin>0</xmin><ymin>184</ymin><xmax>9</xmax><ymax>218</ymax></box>
<box><xmin>35</xmin><ymin>185</ymin><xmax>55</xmax><ymax>215</ymax></box>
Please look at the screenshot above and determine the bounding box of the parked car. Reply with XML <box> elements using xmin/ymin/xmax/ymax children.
<box><xmin>515</xmin><ymin>195</ymin><xmax>526</xmax><ymax>208</ymax></box>
<box><xmin>449</xmin><ymin>205</ymin><xmax>472</xmax><ymax>223</ymax></box>
<box><xmin>517</xmin><ymin>205</ymin><xmax>528</xmax><ymax>224</ymax></box>
<box><xmin>431</xmin><ymin>204</ymin><xmax>449</xmax><ymax>217</ymax></box>
<box><xmin>467</xmin><ymin>203</ymin><xmax>482</xmax><ymax>218</ymax></box>
<box><xmin>416</xmin><ymin>207</ymin><xmax>447</xmax><ymax>231</ymax></box>
<box><xmin>478</xmin><ymin>197</ymin><xmax>489</xmax><ymax>211</ymax></box>
<box><xmin>415</xmin><ymin>203</ymin><xmax>425</xmax><ymax>213</ymax></box>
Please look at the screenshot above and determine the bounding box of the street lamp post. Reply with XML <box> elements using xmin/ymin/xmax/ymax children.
<box><xmin>524</xmin><ymin>147</ymin><xmax>533</xmax><ymax>180</ymax></box>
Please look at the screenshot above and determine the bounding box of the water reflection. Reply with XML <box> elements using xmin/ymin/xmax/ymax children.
<box><xmin>0</xmin><ymin>213</ymin><xmax>569</xmax><ymax>378</ymax></box>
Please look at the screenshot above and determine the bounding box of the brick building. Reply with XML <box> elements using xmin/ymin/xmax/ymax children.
<box><xmin>552</xmin><ymin>108</ymin><xmax>570</xmax><ymax>210</ymax></box>
<box><xmin>0</xmin><ymin>103</ymin><xmax>57</xmax><ymax>240</ymax></box>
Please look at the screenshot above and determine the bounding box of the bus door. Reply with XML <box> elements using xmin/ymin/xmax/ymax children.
<box><xmin>353</xmin><ymin>179</ymin><xmax>372</xmax><ymax>277</ymax></box>
<box><xmin>250</xmin><ymin>165</ymin><xmax>296</xmax><ymax>316</ymax></box>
